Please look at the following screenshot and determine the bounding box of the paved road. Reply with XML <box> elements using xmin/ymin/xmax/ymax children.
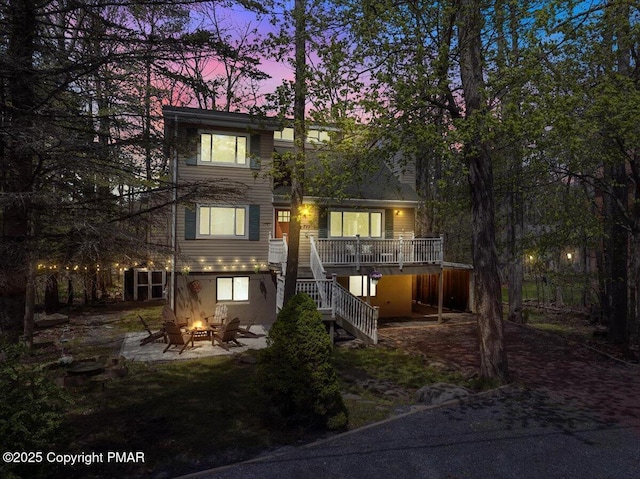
<box><xmin>178</xmin><ymin>388</ymin><xmax>640</xmax><ymax>479</ymax></box>
<box><xmin>177</xmin><ymin>322</ymin><xmax>640</xmax><ymax>479</ymax></box>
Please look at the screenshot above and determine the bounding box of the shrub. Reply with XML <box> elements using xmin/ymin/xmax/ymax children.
<box><xmin>0</xmin><ymin>341</ymin><xmax>69</xmax><ymax>479</ymax></box>
<box><xmin>257</xmin><ymin>293</ymin><xmax>347</xmax><ymax>431</ymax></box>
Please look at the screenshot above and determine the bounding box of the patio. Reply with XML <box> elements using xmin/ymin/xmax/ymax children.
<box><xmin>119</xmin><ymin>326</ymin><xmax>269</xmax><ymax>362</ymax></box>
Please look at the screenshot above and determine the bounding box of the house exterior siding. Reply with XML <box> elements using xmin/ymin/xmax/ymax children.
<box><xmin>165</xmin><ymin>107</ymin><xmax>280</xmax><ymax>324</ymax></box>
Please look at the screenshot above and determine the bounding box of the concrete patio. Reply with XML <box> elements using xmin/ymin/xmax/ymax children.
<box><xmin>119</xmin><ymin>326</ymin><xmax>269</xmax><ymax>362</ymax></box>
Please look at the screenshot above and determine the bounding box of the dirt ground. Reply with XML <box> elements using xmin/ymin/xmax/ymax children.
<box><xmin>379</xmin><ymin>315</ymin><xmax>640</xmax><ymax>427</ymax></box>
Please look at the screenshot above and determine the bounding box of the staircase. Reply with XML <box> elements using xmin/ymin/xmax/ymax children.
<box><xmin>274</xmin><ymin>236</ymin><xmax>378</xmax><ymax>345</ymax></box>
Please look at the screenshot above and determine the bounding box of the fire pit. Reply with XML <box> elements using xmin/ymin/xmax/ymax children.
<box><xmin>67</xmin><ymin>361</ymin><xmax>105</xmax><ymax>376</ymax></box>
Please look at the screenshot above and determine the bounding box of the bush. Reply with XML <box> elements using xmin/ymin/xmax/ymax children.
<box><xmin>0</xmin><ymin>341</ymin><xmax>69</xmax><ymax>479</ymax></box>
<box><xmin>257</xmin><ymin>293</ymin><xmax>347</xmax><ymax>431</ymax></box>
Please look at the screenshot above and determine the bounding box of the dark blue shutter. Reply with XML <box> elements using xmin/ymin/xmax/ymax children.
<box><xmin>248</xmin><ymin>205</ymin><xmax>260</xmax><ymax>241</ymax></box>
<box><xmin>250</xmin><ymin>134</ymin><xmax>261</xmax><ymax>170</ymax></box>
<box><xmin>318</xmin><ymin>207</ymin><xmax>328</xmax><ymax>238</ymax></box>
<box><xmin>185</xmin><ymin>128</ymin><xmax>198</xmax><ymax>165</ymax></box>
<box><xmin>385</xmin><ymin>209</ymin><xmax>394</xmax><ymax>239</ymax></box>
<box><xmin>185</xmin><ymin>207</ymin><xmax>196</xmax><ymax>240</ymax></box>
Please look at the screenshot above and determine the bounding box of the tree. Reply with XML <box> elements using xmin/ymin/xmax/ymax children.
<box><xmin>456</xmin><ymin>0</ymin><xmax>509</xmax><ymax>381</ymax></box>
<box><xmin>282</xmin><ymin>0</ymin><xmax>307</xmax><ymax>304</ymax></box>
<box><xmin>1</xmin><ymin>0</ymin><xmax>38</xmax><ymax>341</ymax></box>
<box><xmin>0</xmin><ymin>0</ymin><xmax>263</xmax><ymax>344</ymax></box>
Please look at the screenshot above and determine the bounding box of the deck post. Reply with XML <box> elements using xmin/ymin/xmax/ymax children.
<box><xmin>355</xmin><ymin>234</ymin><xmax>361</xmax><ymax>271</ymax></box>
<box><xmin>331</xmin><ymin>273</ymin><xmax>337</xmax><ymax>319</ymax></box>
<box><xmin>438</xmin><ymin>267</ymin><xmax>444</xmax><ymax>324</ymax></box>
<box><xmin>399</xmin><ymin>235</ymin><xmax>404</xmax><ymax>270</ymax></box>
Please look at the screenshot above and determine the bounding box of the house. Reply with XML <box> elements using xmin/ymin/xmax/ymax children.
<box><xmin>163</xmin><ymin>106</ymin><xmax>472</xmax><ymax>343</ymax></box>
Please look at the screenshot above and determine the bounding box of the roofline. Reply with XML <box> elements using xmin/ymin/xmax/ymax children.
<box><xmin>162</xmin><ymin>106</ymin><xmax>282</xmax><ymax>131</ymax></box>
<box><xmin>273</xmin><ymin>195</ymin><xmax>420</xmax><ymax>207</ymax></box>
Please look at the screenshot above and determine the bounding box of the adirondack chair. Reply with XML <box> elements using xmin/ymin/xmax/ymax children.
<box><xmin>161</xmin><ymin>304</ymin><xmax>188</xmax><ymax>328</ymax></box>
<box><xmin>139</xmin><ymin>315</ymin><xmax>167</xmax><ymax>346</ymax></box>
<box><xmin>211</xmin><ymin>317</ymin><xmax>243</xmax><ymax>351</ymax></box>
<box><xmin>163</xmin><ymin>321</ymin><xmax>195</xmax><ymax>354</ymax></box>
<box><xmin>206</xmin><ymin>303</ymin><xmax>228</xmax><ymax>328</ymax></box>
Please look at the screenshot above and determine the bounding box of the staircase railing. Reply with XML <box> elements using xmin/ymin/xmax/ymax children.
<box><xmin>310</xmin><ymin>236</ymin><xmax>378</xmax><ymax>344</ymax></box>
<box><xmin>268</xmin><ymin>233</ymin><xmax>287</xmax><ymax>272</ymax></box>
<box><xmin>276</xmin><ymin>236</ymin><xmax>379</xmax><ymax>344</ymax></box>
<box><xmin>332</xmin><ymin>281</ymin><xmax>378</xmax><ymax>344</ymax></box>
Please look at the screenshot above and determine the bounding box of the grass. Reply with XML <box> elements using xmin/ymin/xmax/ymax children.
<box><xmin>19</xmin><ymin>304</ymin><xmax>475</xmax><ymax>478</ymax></box>
<box><xmin>333</xmin><ymin>347</ymin><xmax>470</xmax><ymax>429</ymax></box>
<box><xmin>61</xmin><ymin>354</ymin><xmax>273</xmax><ymax>478</ymax></box>
<box><xmin>60</xmin><ymin>347</ymin><xmax>464</xmax><ymax>477</ymax></box>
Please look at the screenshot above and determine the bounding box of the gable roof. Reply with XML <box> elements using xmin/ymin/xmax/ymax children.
<box><xmin>273</xmin><ymin>147</ymin><xmax>420</xmax><ymax>207</ymax></box>
<box><xmin>162</xmin><ymin>106</ymin><xmax>282</xmax><ymax>132</ymax></box>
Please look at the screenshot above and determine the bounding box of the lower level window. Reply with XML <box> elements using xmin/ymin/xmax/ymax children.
<box><xmin>349</xmin><ymin>275</ymin><xmax>377</xmax><ymax>297</ymax></box>
<box><xmin>216</xmin><ymin>277</ymin><xmax>249</xmax><ymax>301</ymax></box>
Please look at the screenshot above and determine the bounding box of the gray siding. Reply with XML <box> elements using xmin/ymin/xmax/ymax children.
<box><xmin>174</xmin><ymin>125</ymin><xmax>274</xmax><ymax>274</ymax></box>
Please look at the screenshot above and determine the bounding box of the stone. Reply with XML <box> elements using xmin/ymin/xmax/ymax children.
<box><xmin>236</xmin><ymin>354</ymin><xmax>257</xmax><ymax>364</ymax></box>
<box><xmin>415</xmin><ymin>382</ymin><xmax>471</xmax><ymax>406</ymax></box>
<box><xmin>341</xmin><ymin>393</ymin><xmax>362</xmax><ymax>400</ymax></box>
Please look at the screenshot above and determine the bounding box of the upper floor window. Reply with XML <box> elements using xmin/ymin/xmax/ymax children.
<box><xmin>198</xmin><ymin>206</ymin><xmax>246</xmax><ymax>238</ymax></box>
<box><xmin>274</xmin><ymin>127</ymin><xmax>330</xmax><ymax>143</ymax></box>
<box><xmin>329</xmin><ymin>211</ymin><xmax>383</xmax><ymax>238</ymax></box>
<box><xmin>200</xmin><ymin>133</ymin><xmax>247</xmax><ymax>166</ymax></box>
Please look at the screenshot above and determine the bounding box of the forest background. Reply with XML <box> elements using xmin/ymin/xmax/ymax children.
<box><xmin>1</xmin><ymin>0</ymin><xmax>638</xmax><ymax>380</ymax></box>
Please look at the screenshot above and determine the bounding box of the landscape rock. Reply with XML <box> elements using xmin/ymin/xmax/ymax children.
<box><xmin>415</xmin><ymin>382</ymin><xmax>471</xmax><ymax>406</ymax></box>
<box><xmin>341</xmin><ymin>392</ymin><xmax>362</xmax><ymax>400</ymax></box>
<box><xmin>335</xmin><ymin>338</ymin><xmax>366</xmax><ymax>349</ymax></box>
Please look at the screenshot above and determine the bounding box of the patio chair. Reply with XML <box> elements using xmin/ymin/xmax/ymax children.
<box><xmin>139</xmin><ymin>315</ymin><xmax>167</xmax><ymax>346</ymax></box>
<box><xmin>161</xmin><ymin>304</ymin><xmax>188</xmax><ymax>328</ymax></box>
<box><xmin>163</xmin><ymin>321</ymin><xmax>195</xmax><ymax>354</ymax></box>
<box><xmin>205</xmin><ymin>303</ymin><xmax>228</xmax><ymax>329</ymax></box>
<box><xmin>211</xmin><ymin>317</ymin><xmax>243</xmax><ymax>351</ymax></box>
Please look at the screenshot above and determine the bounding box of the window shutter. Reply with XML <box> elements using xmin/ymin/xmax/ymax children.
<box><xmin>385</xmin><ymin>209</ymin><xmax>394</xmax><ymax>239</ymax></box>
<box><xmin>318</xmin><ymin>207</ymin><xmax>328</xmax><ymax>238</ymax></box>
<box><xmin>185</xmin><ymin>128</ymin><xmax>198</xmax><ymax>165</ymax></box>
<box><xmin>185</xmin><ymin>206</ymin><xmax>196</xmax><ymax>240</ymax></box>
<box><xmin>248</xmin><ymin>205</ymin><xmax>260</xmax><ymax>241</ymax></box>
<box><xmin>250</xmin><ymin>134</ymin><xmax>261</xmax><ymax>170</ymax></box>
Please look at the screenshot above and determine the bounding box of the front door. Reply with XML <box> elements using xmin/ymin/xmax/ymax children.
<box><xmin>275</xmin><ymin>209</ymin><xmax>290</xmax><ymax>239</ymax></box>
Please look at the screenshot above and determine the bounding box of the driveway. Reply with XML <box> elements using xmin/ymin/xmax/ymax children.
<box><xmin>177</xmin><ymin>320</ymin><xmax>640</xmax><ymax>479</ymax></box>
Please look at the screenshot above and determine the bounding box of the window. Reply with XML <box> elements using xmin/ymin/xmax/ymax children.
<box><xmin>330</xmin><ymin>211</ymin><xmax>383</xmax><ymax>238</ymax></box>
<box><xmin>198</xmin><ymin>206</ymin><xmax>246</xmax><ymax>237</ymax></box>
<box><xmin>274</xmin><ymin>128</ymin><xmax>330</xmax><ymax>143</ymax></box>
<box><xmin>200</xmin><ymin>133</ymin><xmax>247</xmax><ymax>165</ymax></box>
<box><xmin>274</xmin><ymin>128</ymin><xmax>294</xmax><ymax>141</ymax></box>
<box><xmin>277</xmin><ymin>210</ymin><xmax>291</xmax><ymax>222</ymax></box>
<box><xmin>349</xmin><ymin>276</ymin><xmax>377</xmax><ymax>297</ymax></box>
<box><xmin>216</xmin><ymin>277</ymin><xmax>249</xmax><ymax>301</ymax></box>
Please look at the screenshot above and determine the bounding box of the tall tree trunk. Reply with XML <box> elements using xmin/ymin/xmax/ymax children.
<box><xmin>457</xmin><ymin>0</ymin><xmax>509</xmax><ymax>382</ymax></box>
<box><xmin>1</xmin><ymin>0</ymin><xmax>36</xmax><ymax>341</ymax></box>
<box><xmin>604</xmin><ymin>161</ymin><xmax>628</xmax><ymax>343</ymax></box>
<box><xmin>283</xmin><ymin>0</ymin><xmax>307</xmax><ymax>304</ymax></box>
<box><xmin>602</xmin><ymin>0</ymin><xmax>631</xmax><ymax>344</ymax></box>
<box><xmin>44</xmin><ymin>273</ymin><xmax>60</xmax><ymax>314</ymax></box>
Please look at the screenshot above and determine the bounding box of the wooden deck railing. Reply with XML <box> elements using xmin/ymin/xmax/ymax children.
<box><xmin>313</xmin><ymin>235</ymin><xmax>443</xmax><ymax>270</ymax></box>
